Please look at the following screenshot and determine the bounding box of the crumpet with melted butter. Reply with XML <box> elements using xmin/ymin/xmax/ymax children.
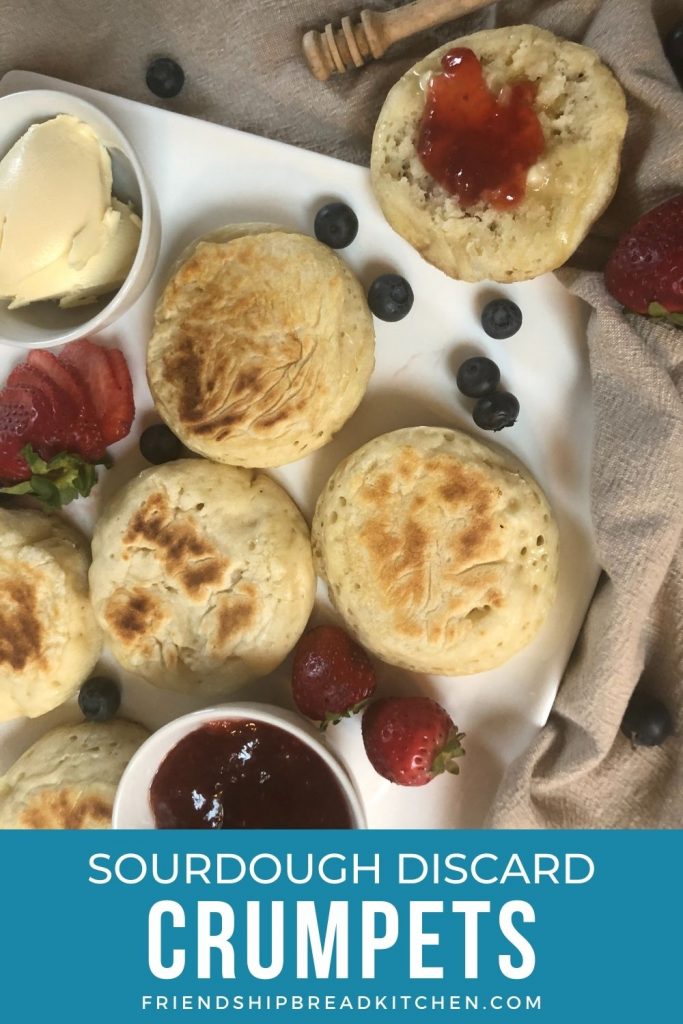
<box><xmin>371</xmin><ymin>25</ymin><xmax>627</xmax><ymax>282</ymax></box>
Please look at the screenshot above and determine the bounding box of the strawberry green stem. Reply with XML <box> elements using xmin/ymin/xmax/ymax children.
<box><xmin>431</xmin><ymin>729</ymin><xmax>467</xmax><ymax>776</ymax></box>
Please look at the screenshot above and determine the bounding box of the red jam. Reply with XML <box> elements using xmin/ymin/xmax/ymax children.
<box><xmin>150</xmin><ymin>719</ymin><xmax>354</xmax><ymax>829</ymax></box>
<box><xmin>417</xmin><ymin>48</ymin><xmax>545</xmax><ymax>210</ymax></box>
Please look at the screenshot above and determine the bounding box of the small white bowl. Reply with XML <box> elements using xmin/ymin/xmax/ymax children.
<box><xmin>0</xmin><ymin>89</ymin><xmax>161</xmax><ymax>349</ymax></box>
<box><xmin>112</xmin><ymin>702</ymin><xmax>366</xmax><ymax>830</ymax></box>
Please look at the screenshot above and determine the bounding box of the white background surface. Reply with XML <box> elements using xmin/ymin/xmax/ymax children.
<box><xmin>0</xmin><ymin>70</ymin><xmax>599</xmax><ymax>828</ymax></box>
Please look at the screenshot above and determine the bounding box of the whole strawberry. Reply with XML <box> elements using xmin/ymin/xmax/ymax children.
<box><xmin>362</xmin><ymin>697</ymin><xmax>465</xmax><ymax>786</ymax></box>
<box><xmin>604</xmin><ymin>193</ymin><xmax>683</xmax><ymax>326</ymax></box>
<box><xmin>291</xmin><ymin>625</ymin><xmax>376</xmax><ymax>729</ymax></box>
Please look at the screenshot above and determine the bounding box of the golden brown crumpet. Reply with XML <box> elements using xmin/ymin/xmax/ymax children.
<box><xmin>89</xmin><ymin>460</ymin><xmax>316</xmax><ymax>694</ymax></box>
<box><xmin>371</xmin><ymin>25</ymin><xmax>627</xmax><ymax>282</ymax></box>
<box><xmin>312</xmin><ymin>427</ymin><xmax>559</xmax><ymax>675</ymax></box>
<box><xmin>0</xmin><ymin>720</ymin><xmax>149</xmax><ymax>829</ymax></box>
<box><xmin>147</xmin><ymin>227</ymin><xmax>375</xmax><ymax>468</ymax></box>
<box><xmin>0</xmin><ymin>508</ymin><xmax>101</xmax><ymax>721</ymax></box>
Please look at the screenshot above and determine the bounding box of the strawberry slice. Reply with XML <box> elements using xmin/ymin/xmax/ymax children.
<box><xmin>42</xmin><ymin>356</ymin><xmax>107</xmax><ymax>460</ymax></box>
<box><xmin>27</xmin><ymin>350</ymin><xmax>90</xmax><ymax>408</ymax></box>
<box><xmin>48</xmin><ymin>368</ymin><xmax>107</xmax><ymax>463</ymax></box>
<box><xmin>0</xmin><ymin>435</ymin><xmax>27</xmax><ymax>484</ymax></box>
<box><xmin>14</xmin><ymin>391</ymin><xmax>56</xmax><ymax>453</ymax></box>
<box><xmin>8</xmin><ymin>363</ymin><xmax>77</xmax><ymax>445</ymax></box>
<box><xmin>5</xmin><ymin>363</ymin><xmax>108</xmax><ymax>463</ymax></box>
<box><xmin>6</xmin><ymin>360</ymin><xmax>105</xmax><ymax>464</ymax></box>
<box><xmin>9</xmin><ymin>361</ymin><xmax>74</xmax><ymax>408</ymax></box>
<box><xmin>0</xmin><ymin>386</ymin><xmax>54</xmax><ymax>442</ymax></box>
<box><xmin>105</xmin><ymin>347</ymin><xmax>133</xmax><ymax>394</ymax></box>
<box><xmin>6</xmin><ymin>366</ymin><xmax>70</xmax><ymax>454</ymax></box>
<box><xmin>103</xmin><ymin>347</ymin><xmax>135</xmax><ymax>443</ymax></box>
<box><xmin>67</xmin><ymin>415</ymin><xmax>107</xmax><ymax>463</ymax></box>
<box><xmin>0</xmin><ymin>387</ymin><xmax>40</xmax><ymax>438</ymax></box>
<box><xmin>0</xmin><ymin>344</ymin><xmax>125</xmax><ymax>495</ymax></box>
<box><xmin>60</xmin><ymin>339</ymin><xmax>134</xmax><ymax>446</ymax></box>
<box><xmin>59</xmin><ymin>339</ymin><xmax>116</xmax><ymax>419</ymax></box>
<box><xmin>0</xmin><ymin>386</ymin><xmax>57</xmax><ymax>480</ymax></box>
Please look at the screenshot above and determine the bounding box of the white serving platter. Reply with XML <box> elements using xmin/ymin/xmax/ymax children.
<box><xmin>0</xmin><ymin>69</ymin><xmax>599</xmax><ymax>829</ymax></box>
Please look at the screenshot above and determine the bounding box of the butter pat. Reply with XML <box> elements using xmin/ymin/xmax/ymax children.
<box><xmin>526</xmin><ymin>162</ymin><xmax>550</xmax><ymax>192</ymax></box>
<box><xmin>0</xmin><ymin>114</ymin><xmax>141</xmax><ymax>309</ymax></box>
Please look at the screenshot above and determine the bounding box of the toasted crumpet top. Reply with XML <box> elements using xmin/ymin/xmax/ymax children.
<box><xmin>0</xmin><ymin>720</ymin><xmax>148</xmax><ymax>829</ymax></box>
<box><xmin>147</xmin><ymin>227</ymin><xmax>375</xmax><ymax>467</ymax></box>
<box><xmin>89</xmin><ymin>459</ymin><xmax>315</xmax><ymax>694</ymax></box>
<box><xmin>312</xmin><ymin>427</ymin><xmax>559</xmax><ymax>676</ymax></box>
<box><xmin>0</xmin><ymin>508</ymin><xmax>101</xmax><ymax>721</ymax></box>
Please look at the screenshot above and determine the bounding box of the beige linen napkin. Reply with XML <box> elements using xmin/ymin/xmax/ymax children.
<box><xmin>1</xmin><ymin>0</ymin><xmax>681</xmax><ymax>826</ymax></box>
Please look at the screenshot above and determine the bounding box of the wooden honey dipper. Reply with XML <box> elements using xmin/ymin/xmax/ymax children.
<box><xmin>303</xmin><ymin>0</ymin><xmax>495</xmax><ymax>81</ymax></box>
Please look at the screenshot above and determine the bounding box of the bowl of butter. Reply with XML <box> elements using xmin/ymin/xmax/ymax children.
<box><xmin>0</xmin><ymin>89</ymin><xmax>160</xmax><ymax>348</ymax></box>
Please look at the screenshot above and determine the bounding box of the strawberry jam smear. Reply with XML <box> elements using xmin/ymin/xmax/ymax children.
<box><xmin>417</xmin><ymin>48</ymin><xmax>545</xmax><ymax>210</ymax></box>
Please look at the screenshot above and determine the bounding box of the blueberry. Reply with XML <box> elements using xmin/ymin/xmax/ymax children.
<box><xmin>146</xmin><ymin>57</ymin><xmax>185</xmax><ymax>99</ymax></box>
<box><xmin>314</xmin><ymin>202</ymin><xmax>358</xmax><ymax>249</ymax></box>
<box><xmin>367</xmin><ymin>274</ymin><xmax>414</xmax><ymax>322</ymax></box>
<box><xmin>140</xmin><ymin>424</ymin><xmax>183</xmax><ymax>464</ymax></box>
<box><xmin>664</xmin><ymin>22</ymin><xmax>683</xmax><ymax>84</ymax></box>
<box><xmin>456</xmin><ymin>357</ymin><xmax>501</xmax><ymax>398</ymax></box>
<box><xmin>473</xmin><ymin>391</ymin><xmax>519</xmax><ymax>431</ymax></box>
<box><xmin>79</xmin><ymin>677</ymin><xmax>121</xmax><ymax>722</ymax></box>
<box><xmin>621</xmin><ymin>692</ymin><xmax>674</xmax><ymax>748</ymax></box>
<box><xmin>481</xmin><ymin>298</ymin><xmax>522</xmax><ymax>339</ymax></box>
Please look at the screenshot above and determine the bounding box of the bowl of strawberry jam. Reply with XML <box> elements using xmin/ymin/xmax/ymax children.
<box><xmin>112</xmin><ymin>703</ymin><xmax>365</xmax><ymax>829</ymax></box>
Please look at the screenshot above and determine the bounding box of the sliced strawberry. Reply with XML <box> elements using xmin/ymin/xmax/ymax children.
<box><xmin>105</xmin><ymin>347</ymin><xmax>133</xmax><ymax>394</ymax></box>
<box><xmin>0</xmin><ymin>386</ymin><xmax>59</xmax><ymax>480</ymax></box>
<box><xmin>8</xmin><ymin>363</ymin><xmax>78</xmax><ymax>431</ymax></box>
<box><xmin>7</xmin><ymin>386</ymin><xmax>58</xmax><ymax>452</ymax></box>
<box><xmin>67</xmin><ymin>415</ymin><xmax>107</xmax><ymax>462</ymax></box>
<box><xmin>28</xmin><ymin>350</ymin><xmax>107</xmax><ymax>460</ymax></box>
<box><xmin>62</xmin><ymin>362</ymin><xmax>96</xmax><ymax>410</ymax></box>
<box><xmin>60</xmin><ymin>339</ymin><xmax>134</xmax><ymax>446</ymax></box>
<box><xmin>103</xmin><ymin>347</ymin><xmax>135</xmax><ymax>443</ymax></box>
<box><xmin>59</xmin><ymin>339</ymin><xmax>116</xmax><ymax>415</ymax></box>
<box><xmin>9</xmin><ymin>361</ymin><xmax>72</xmax><ymax>404</ymax></box>
<box><xmin>0</xmin><ymin>343</ymin><xmax>121</xmax><ymax>484</ymax></box>
<box><xmin>55</xmin><ymin>365</ymin><xmax>107</xmax><ymax>460</ymax></box>
<box><xmin>27</xmin><ymin>350</ymin><xmax>90</xmax><ymax>408</ymax></box>
<box><xmin>6</xmin><ymin>364</ymin><xmax>92</xmax><ymax>468</ymax></box>
<box><xmin>0</xmin><ymin>386</ymin><xmax>40</xmax><ymax>438</ymax></box>
<box><xmin>0</xmin><ymin>435</ymin><xmax>28</xmax><ymax>484</ymax></box>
